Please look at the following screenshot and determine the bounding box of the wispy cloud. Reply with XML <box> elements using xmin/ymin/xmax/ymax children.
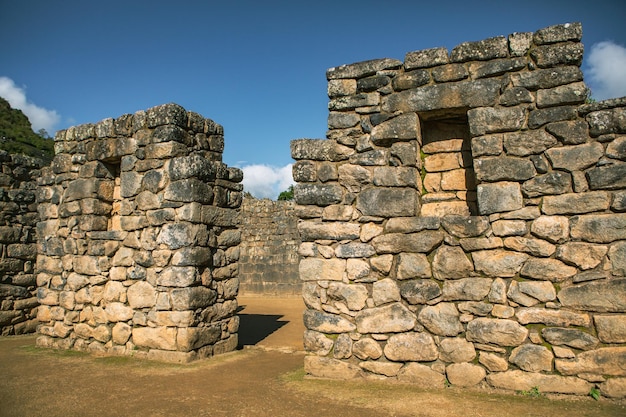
<box><xmin>240</xmin><ymin>163</ymin><xmax>294</xmax><ymax>199</ymax></box>
<box><xmin>0</xmin><ymin>76</ymin><xmax>60</xmax><ymax>133</ymax></box>
<box><xmin>586</xmin><ymin>41</ymin><xmax>626</xmax><ymax>101</ymax></box>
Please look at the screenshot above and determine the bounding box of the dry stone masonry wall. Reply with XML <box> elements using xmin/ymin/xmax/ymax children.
<box><xmin>0</xmin><ymin>152</ymin><xmax>42</xmax><ymax>335</ymax></box>
<box><xmin>239</xmin><ymin>198</ymin><xmax>300</xmax><ymax>296</ymax></box>
<box><xmin>292</xmin><ymin>23</ymin><xmax>626</xmax><ymax>398</ymax></box>
<box><xmin>36</xmin><ymin>103</ymin><xmax>243</xmax><ymax>363</ymax></box>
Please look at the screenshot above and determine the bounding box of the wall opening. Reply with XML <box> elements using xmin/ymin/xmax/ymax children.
<box><xmin>419</xmin><ymin>111</ymin><xmax>477</xmax><ymax>216</ymax></box>
<box><xmin>103</xmin><ymin>161</ymin><xmax>121</xmax><ymax>231</ymax></box>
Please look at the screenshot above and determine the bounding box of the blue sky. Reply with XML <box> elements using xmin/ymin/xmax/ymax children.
<box><xmin>1</xmin><ymin>0</ymin><xmax>625</xmax><ymax>198</ymax></box>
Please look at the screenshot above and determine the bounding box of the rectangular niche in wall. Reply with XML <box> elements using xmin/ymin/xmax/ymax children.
<box><xmin>103</xmin><ymin>161</ymin><xmax>121</xmax><ymax>231</ymax></box>
<box><xmin>419</xmin><ymin>111</ymin><xmax>477</xmax><ymax>216</ymax></box>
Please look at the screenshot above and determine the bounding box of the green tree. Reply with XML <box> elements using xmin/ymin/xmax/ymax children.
<box><xmin>277</xmin><ymin>185</ymin><xmax>294</xmax><ymax>201</ymax></box>
<box><xmin>0</xmin><ymin>97</ymin><xmax>54</xmax><ymax>162</ymax></box>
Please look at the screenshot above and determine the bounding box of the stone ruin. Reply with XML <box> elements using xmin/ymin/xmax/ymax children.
<box><xmin>35</xmin><ymin>104</ymin><xmax>243</xmax><ymax>362</ymax></box>
<box><xmin>0</xmin><ymin>20</ymin><xmax>625</xmax><ymax>399</ymax></box>
<box><xmin>292</xmin><ymin>23</ymin><xmax>626</xmax><ymax>397</ymax></box>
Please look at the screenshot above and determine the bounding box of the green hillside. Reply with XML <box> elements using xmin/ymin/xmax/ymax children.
<box><xmin>0</xmin><ymin>97</ymin><xmax>54</xmax><ymax>162</ymax></box>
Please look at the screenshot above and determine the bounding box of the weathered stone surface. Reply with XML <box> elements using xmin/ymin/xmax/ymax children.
<box><xmin>372</xmin><ymin>278</ymin><xmax>401</xmax><ymax>306</ymax></box>
<box><xmin>356</xmin><ymin>188</ymin><xmax>416</xmax><ymax>217</ymax></box>
<box><xmin>372</xmin><ymin>230</ymin><xmax>444</xmax><ymax>254</ymax></box>
<box><xmin>441</xmin><ymin>216</ymin><xmax>489</xmax><ymax>238</ymax></box>
<box><xmin>356</xmin><ymin>303</ymin><xmax>417</xmax><ymax>334</ymax></box>
<box><xmin>556</xmin><ymin>347</ymin><xmax>626</xmax><ymax>376</ymax></box>
<box><xmin>443</xmin><ymin>278</ymin><xmax>492</xmax><ymax>301</ymax></box>
<box><xmin>473</xmin><ymin>249</ymin><xmax>528</xmax><ymax>277</ymax></box>
<box><xmin>474</xmin><ymin>157</ymin><xmax>535</xmax><ymax>182</ymax></box>
<box><xmin>404</xmin><ymin>47</ymin><xmax>448</xmax><ymax>69</ymax></box>
<box><xmin>303</xmin><ymin>330</ymin><xmax>334</xmax><ymax>355</ymax></box>
<box><xmin>177</xmin><ymin>326</ymin><xmax>221</xmax><ymax>352</ymax></box>
<box><xmin>300</xmin><ymin>257</ymin><xmax>345</xmax><ymax>282</ymax></box>
<box><xmin>468</xmin><ymin>107</ymin><xmax>526</xmax><ymax>136</ymax></box>
<box><xmin>487</xmin><ymin>370</ymin><xmax>591</xmax><ymax>395</ymax></box>
<box><xmin>545</xmin><ymin>142</ymin><xmax>604</xmax><ymax>172</ymax></box>
<box><xmin>595</xmin><ymin>315</ymin><xmax>626</xmax><ymax>343</ymax></box>
<box><xmin>507</xmin><ymin>280</ymin><xmax>556</xmax><ymax>307</ymax></box>
<box><xmin>503</xmin><ymin>237</ymin><xmax>555</xmax><ymax>257</ymax></box>
<box><xmin>327</xmin><ymin>282</ymin><xmax>368</xmax><ymax>310</ymax></box>
<box><xmin>503</xmin><ymin>130</ymin><xmax>558</xmax><ymax>156</ymax></box>
<box><xmin>509</xmin><ymin>344</ymin><xmax>553</xmax><ymax>372</ymax></box>
<box><xmin>305</xmin><ymin>356</ymin><xmax>363</xmax><ymax>379</ymax></box>
<box><xmin>439</xmin><ymin>337</ymin><xmax>476</xmax><ymax>363</ymax></box>
<box><xmin>542</xmin><ymin>191</ymin><xmax>611</xmax><ymax>215</ymax></box>
<box><xmin>384</xmin><ymin>332</ymin><xmax>438</xmax><ymax>362</ymax></box>
<box><xmin>558</xmin><ymin>279</ymin><xmax>626</xmax><ymax>312</ymax></box>
<box><xmin>516</xmin><ymin>307</ymin><xmax>591</xmax><ymax>327</ymax></box>
<box><xmin>476</xmin><ymin>182</ymin><xmax>523</xmax><ymax>215</ymax></box>
<box><xmin>127</xmin><ymin>281</ymin><xmax>156</xmax><ymax>309</ymax></box>
<box><xmin>570</xmin><ymin>213</ymin><xmax>626</xmax><ymax>243</ymax></box>
<box><xmin>360</xmin><ymin>361</ymin><xmax>403</xmax><ymax>377</ymax></box>
<box><xmin>556</xmin><ymin>242</ymin><xmax>607</xmax><ymax>270</ymax></box>
<box><xmin>520</xmin><ymin>258</ymin><xmax>577</xmax><ymax>282</ymax></box>
<box><xmin>327</xmin><ymin>58</ymin><xmax>402</xmax><ymax>79</ymax></box>
<box><xmin>298</xmin><ymin>222</ymin><xmax>360</xmax><ymax>241</ymax></box>
<box><xmin>432</xmin><ymin>245</ymin><xmax>474</xmax><ymax>280</ymax></box>
<box><xmin>466</xmin><ymin>318</ymin><xmax>528</xmax><ymax>346</ymax></box>
<box><xmin>383</xmin><ymin>79</ymin><xmax>502</xmax><ymax>113</ymax></box>
<box><xmin>479</xmin><ymin>352</ymin><xmax>508</xmax><ymax>372</ymax></box>
<box><xmin>304</xmin><ymin>309</ymin><xmax>356</xmax><ymax>333</ymax></box>
<box><xmin>392</xmin><ymin>69</ymin><xmax>431</xmax><ymax>91</ymax></box>
<box><xmin>459</xmin><ymin>237</ymin><xmax>503</xmax><ymax>252</ymax></box>
<box><xmin>335</xmin><ymin>243</ymin><xmax>375</xmax><ymax>259</ymax></box>
<box><xmin>528</xmin><ymin>106</ymin><xmax>578</xmax><ymax>129</ymax></box>
<box><xmin>531</xmin><ymin>215</ymin><xmax>569</xmax><ymax>243</ymax></box>
<box><xmin>132</xmin><ymin>326</ymin><xmax>178</xmax><ymax>351</ymax></box>
<box><xmin>587</xmin><ymin>164</ymin><xmax>626</xmax><ymax>190</ymax></box>
<box><xmin>400</xmin><ymin>280</ymin><xmax>441</xmax><ymax>305</ymax></box>
<box><xmin>170</xmin><ymin>287</ymin><xmax>217</xmax><ymax>311</ymax></box>
<box><xmin>418</xmin><ymin>303</ymin><xmax>463</xmax><ymax>336</ymax></box>
<box><xmin>373</xmin><ymin>167</ymin><xmax>418</xmax><ymax>187</ymax></box>
<box><xmin>446</xmin><ymin>363</ymin><xmax>486</xmax><ymax>387</ymax></box>
<box><xmin>451</xmin><ymin>36</ymin><xmax>508</xmax><ymax>62</ymax></box>
<box><xmin>396</xmin><ymin>253</ymin><xmax>431</xmax><ymax>280</ymax></box>
<box><xmin>491</xmin><ymin>220</ymin><xmax>527</xmax><ymax>237</ymax></box>
<box><xmin>531</xmin><ymin>42</ymin><xmax>584</xmax><ymax>69</ymax></box>
<box><xmin>353</xmin><ymin>338</ymin><xmax>383</xmax><ymax>360</ymax></box>
<box><xmin>156</xmin><ymin>266</ymin><xmax>198</xmax><ymax>287</ymax></box>
<box><xmin>396</xmin><ymin>363</ymin><xmax>446</xmax><ymax>387</ymax></box>
<box><xmin>537</xmin><ymin>82</ymin><xmax>587</xmax><ymax>108</ymax></box>
<box><xmin>600</xmin><ymin>378</ymin><xmax>626</xmax><ymax>398</ymax></box>
<box><xmin>522</xmin><ymin>172</ymin><xmax>572</xmax><ymax>197</ymax></box>
<box><xmin>294</xmin><ymin>184</ymin><xmax>343</xmax><ymax>206</ymax></box>
<box><xmin>542</xmin><ymin>327</ymin><xmax>599</xmax><ymax>350</ymax></box>
<box><xmin>371</xmin><ymin>113</ymin><xmax>417</xmax><ymax>145</ymax></box>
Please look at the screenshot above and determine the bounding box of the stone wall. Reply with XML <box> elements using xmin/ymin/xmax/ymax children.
<box><xmin>36</xmin><ymin>103</ymin><xmax>243</xmax><ymax>362</ymax></box>
<box><xmin>292</xmin><ymin>23</ymin><xmax>626</xmax><ymax>398</ymax></box>
<box><xmin>0</xmin><ymin>152</ymin><xmax>43</xmax><ymax>335</ymax></box>
<box><xmin>238</xmin><ymin>198</ymin><xmax>300</xmax><ymax>296</ymax></box>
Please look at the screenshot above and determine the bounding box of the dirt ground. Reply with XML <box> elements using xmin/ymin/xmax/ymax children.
<box><xmin>0</xmin><ymin>296</ymin><xmax>624</xmax><ymax>417</ymax></box>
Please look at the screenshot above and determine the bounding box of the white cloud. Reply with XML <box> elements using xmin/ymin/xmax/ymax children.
<box><xmin>240</xmin><ymin>163</ymin><xmax>294</xmax><ymax>199</ymax></box>
<box><xmin>0</xmin><ymin>76</ymin><xmax>60</xmax><ymax>133</ymax></box>
<box><xmin>586</xmin><ymin>41</ymin><xmax>626</xmax><ymax>101</ymax></box>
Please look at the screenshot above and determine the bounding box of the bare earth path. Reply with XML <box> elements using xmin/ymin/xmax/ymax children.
<box><xmin>0</xmin><ymin>297</ymin><xmax>623</xmax><ymax>417</ymax></box>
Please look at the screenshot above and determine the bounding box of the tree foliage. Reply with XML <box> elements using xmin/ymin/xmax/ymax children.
<box><xmin>0</xmin><ymin>97</ymin><xmax>54</xmax><ymax>162</ymax></box>
<box><xmin>277</xmin><ymin>185</ymin><xmax>294</xmax><ymax>201</ymax></box>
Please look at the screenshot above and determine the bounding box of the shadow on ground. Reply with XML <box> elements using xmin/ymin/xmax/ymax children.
<box><xmin>237</xmin><ymin>309</ymin><xmax>288</xmax><ymax>347</ymax></box>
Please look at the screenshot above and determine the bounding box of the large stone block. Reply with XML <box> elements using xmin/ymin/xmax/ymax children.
<box><xmin>384</xmin><ymin>332</ymin><xmax>438</xmax><ymax>362</ymax></box>
<box><xmin>396</xmin><ymin>253</ymin><xmax>432</xmax><ymax>280</ymax></box>
<box><xmin>176</xmin><ymin>325</ymin><xmax>221</xmax><ymax>352</ymax></box>
<box><xmin>570</xmin><ymin>213</ymin><xmax>626</xmax><ymax>243</ymax></box>
<box><xmin>370</xmin><ymin>113</ymin><xmax>417</xmax><ymax>145</ymax></box>
<box><xmin>432</xmin><ymin>245</ymin><xmax>474</xmax><ymax>279</ymax></box>
<box><xmin>163</xmin><ymin>179</ymin><xmax>213</xmax><ymax>203</ymax></box>
<box><xmin>132</xmin><ymin>326</ymin><xmax>178</xmax><ymax>351</ymax></box>
<box><xmin>294</xmin><ymin>184</ymin><xmax>343</xmax><ymax>206</ymax></box>
<box><xmin>520</xmin><ymin>258</ymin><xmax>577</xmax><ymax>282</ymax></box>
<box><xmin>355</xmin><ymin>303</ymin><xmax>417</xmax><ymax>334</ymax></box>
<box><xmin>356</xmin><ymin>187</ymin><xmax>416</xmax><ymax>217</ymax></box>
<box><xmin>439</xmin><ymin>337</ymin><xmax>476</xmax><ymax>363</ymax></box>
<box><xmin>522</xmin><ymin>171</ymin><xmax>572</xmax><ymax>197</ymax></box>
<box><xmin>446</xmin><ymin>363</ymin><xmax>486</xmax><ymax>387</ymax></box>
<box><xmin>466</xmin><ymin>318</ymin><xmax>528</xmax><ymax>346</ymax></box>
<box><xmin>418</xmin><ymin>303</ymin><xmax>463</xmax><ymax>336</ymax></box>
<box><xmin>441</xmin><ymin>216</ymin><xmax>489</xmax><ymax>238</ymax></box>
<box><xmin>327</xmin><ymin>282</ymin><xmax>368</xmax><ymax>310</ymax></box>
<box><xmin>474</xmin><ymin>157</ymin><xmax>535</xmax><ymax>182</ymax></box>
<box><xmin>383</xmin><ymin>79</ymin><xmax>502</xmax><ymax>113</ymax></box>
<box><xmin>299</xmin><ymin>221</ymin><xmax>360</xmax><ymax>242</ymax></box>
<box><xmin>327</xmin><ymin>58</ymin><xmax>402</xmax><ymax>80</ymax></box>
<box><xmin>487</xmin><ymin>370</ymin><xmax>591</xmax><ymax>395</ymax></box>
<box><xmin>502</xmin><ymin>130</ymin><xmax>558</xmax><ymax>156</ymax></box>
<box><xmin>476</xmin><ymin>182</ymin><xmax>523</xmax><ymax>215</ymax></box>
<box><xmin>468</xmin><ymin>107</ymin><xmax>525</xmax><ymax>136</ymax></box>
<box><xmin>587</xmin><ymin>164</ymin><xmax>626</xmax><ymax>190</ymax></box>
<box><xmin>372</xmin><ymin>230</ymin><xmax>444</xmax><ymax>254</ymax></box>
<box><xmin>556</xmin><ymin>347</ymin><xmax>626</xmax><ymax>376</ymax></box>
<box><xmin>299</xmin><ymin>258</ymin><xmax>345</xmax><ymax>281</ymax></box>
<box><xmin>542</xmin><ymin>191</ymin><xmax>611</xmax><ymax>215</ymax></box>
<box><xmin>303</xmin><ymin>309</ymin><xmax>356</xmax><ymax>333</ymax></box>
<box><xmin>595</xmin><ymin>315</ymin><xmax>626</xmax><ymax>343</ymax></box>
<box><xmin>443</xmin><ymin>278</ymin><xmax>493</xmax><ymax>301</ymax></box>
<box><xmin>558</xmin><ymin>279</ymin><xmax>626</xmax><ymax>312</ymax></box>
<box><xmin>170</xmin><ymin>286</ymin><xmax>217</xmax><ymax>311</ymax></box>
<box><xmin>304</xmin><ymin>356</ymin><xmax>363</xmax><ymax>380</ymax></box>
<box><xmin>542</xmin><ymin>327</ymin><xmax>599</xmax><ymax>350</ymax></box>
<box><xmin>472</xmin><ymin>249</ymin><xmax>528</xmax><ymax>277</ymax></box>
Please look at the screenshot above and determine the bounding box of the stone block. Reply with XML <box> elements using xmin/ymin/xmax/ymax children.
<box><xmin>370</xmin><ymin>113</ymin><xmax>417</xmax><ymax>145</ymax></box>
<box><xmin>466</xmin><ymin>318</ymin><xmax>528</xmax><ymax>347</ymax></box>
<box><xmin>176</xmin><ymin>325</ymin><xmax>221</xmax><ymax>352</ymax></box>
<box><xmin>439</xmin><ymin>337</ymin><xmax>476</xmax><ymax>363</ymax></box>
<box><xmin>511</xmin><ymin>66</ymin><xmax>583</xmax><ymax>90</ymax></box>
<box><xmin>556</xmin><ymin>242</ymin><xmax>607</xmax><ymax>270</ymax></box>
<box><xmin>531</xmin><ymin>215</ymin><xmax>569</xmax><ymax>243</ymax></box>
<box><xmin>418</xmin><ymin>303</ymin><xmax>463</xmax><ymax>336</ymax></box>
<box><xmin>556</xmin><ymin>347</ymin><xmax>626</xmax><ymax>377</ymax></box>
<box><xmin>391</xmin><ymin>69</ymin><xmax>430</xmax><ymax>91</ymax></box>
<box><xmin>570</xmin><ymin>213</ymin><xmax>626</xmax><ymax>243</ymax></box>
<box><xmin>476</xmin><ymin>182</ymin><xmax>523</xmax><ymax>215</ymax></box>
<box><xmin>468</xmin><ymin>107</ymin><xmax>525</xmax><ymax>137</ymax></box>
<box><xmin>299</xmin><ymin>258</ymin><xmax>345</xmax><ymax>281</ymax></box>
<box><xmin>469</xmin><ymin>57</ymin><xmax>526</xmax><ymax>79</ymax></box>
<box><xmin>487</xmin><ymin>370</ymin><xmax>591</xmax><ymax>395</ymax></box>
<box><xmin>303</xmin><ymin>309</ymin><xmax>356</xmax><ymax>333</ymax></box>
<box><xmin>404</xmin><ymin>47</ymin><xmax>449</xmax><ymax>69</ymax></box>
<box><xmin>503</xmin><ymin>130</ymin><xmax>558</xmax><ymax>156</ymax></box>
<box><xmin>530</xmin><ymin>42</ymin><xmax>584</xmax><ymax>68</ymax></box>
<box><xmin>399</xmin><ymin>279</ymin><xmax>441</xmax><ymax>305</ymax></box>
<box><xmin>432</xmin><ymin>245</ymin><xmax>474</xmax><ymax>279</ymax></box>
<box><xmin>294</xmin><ymin>184</ymin><xmax>343</xmax><ymax>206</ymax></box>
<box><xmin>327</xmin><ymin>58</ymin><xmax>402</xmax><ymax>80</ymax></box>
<box><xmin>443</xmin><ymin>278</ymin><xmax>493</xmax><ymax>301</ymax></box>
<box><xmin>545</xmin><ymin>142</ymin><xmax>604</xmax><ymax>171</ymax></box>
<box><xmin>558</xmin><ymin>279</ymin><xmax>626</xmax><ymax>312</ymax></box>
<box><xmin>472</xmin><ymin>249</ymin><xmax>528</xmax><ymax>277</ymax></box>
<box><xmin>384</xmin><ymin>332</ymin><xmax>438</xmax><ymax>361</ymax></box>
<box><xmin>164</xmin><ymin>179</ymin><xmax>213</xmax><ymax>203</ymax></box>
<box><xmin>327</xmin><ymin>282</ymin><xmax>368</xmax><ymax>310</ymax></box>
<box><xmin>304</xmin><ymin>356</ymin><xmax>363</xmax><ymax>380</ymax></box>
<box><xmin>528</xmin><ymin>105</ymin><xmax>578</xmax><ymax>129</ymax></box>
<box><xmin>446</xmin><ymin>363</ymin><xmax>486</xmax><ymax>387</ymax></box>
<box><xmin>450</xmin><ymin>36</ymin><xmax>508</xmax><ymax>62</ymax></box>
<box><xmin>520</xmin><ymin>258</ymin><xmax>577</xmax><ymax>282</ymax></box>
<box><xmin>396</xmin><ymin>363</ymin><xmax>446</xmax><ymax>387</ymax></box>
<box><xmin>587</xmin><ymin>164</ymin><xmax>626</xmax><ymax>190</ymax></box>
<box><xmin>372</xmin><ymin>230</ymin><xmax>444</xmax><ymax>254</ymax></box>
<box><xmin>355</xmin><ymin>302</ymin><xmax>417</xmax><ymax>334</ymax></box>
<box><xmin>170</xmin><ymin>286</ymin><xmax>217</xmax><ymax>311</ymax></box>
<box><xmin>132</xmin><ymin>326</ymin><xmax>178</xmax><ymax>351</ymax></box>
<box><xmin>542</xmin><ymin>327</ymin><xmax>599</xmax><ymax>350</ymax></box>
